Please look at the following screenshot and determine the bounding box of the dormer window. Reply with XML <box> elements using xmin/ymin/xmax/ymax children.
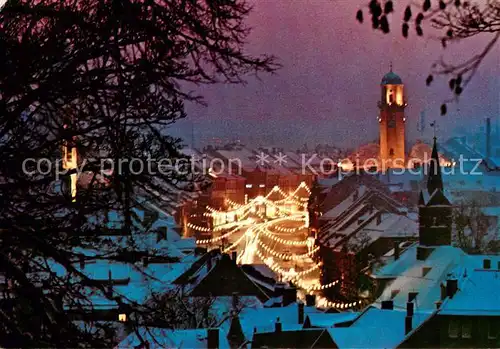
<box><xmin>422</xmin><ymin>266</ymin><xmax>432</xmax><ymax>277</ymax></box>
<box><xmin>390</xmin><ymin>289</ymin><xmax>400</xmax><ymax>299</ymax></box>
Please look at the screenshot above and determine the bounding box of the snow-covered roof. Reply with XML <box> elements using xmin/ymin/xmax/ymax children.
<box><xmin>372</xmin><ymin>243</ymin><xmax>500</xmax><ymax>315</ymax></box>
<box><xmin>321</xmin><ymin>186</ymin><xmax>368</xmax><ymax>220</ymax></box>
<box><xmin>304</xmin><ymin>311</ymin><xmax>359</xmax><ymax>328</ymax></box>
<box><xmin>374</xmin><ymin>244</ymin><xmax>467</xmax><ymax>310</ymax></box>
<box><xmin>221</xmin><ymin>303</ymin><xmax>323</xmax><ymax>342</ymax></box>
<box><xmin>327</xmin><ymin>307</ymin><xmax>431</xmax><ymax>348</ymax></box>
<box><xmin>438</xmin><ymin>255</ymin><xmax>500</xmax><ymax>316</ymax></box>
<box><xmin>117</xmin><ymin>327</ymin><xmax>230</xmax><ymax>349</ymax></box>
<box><xmin>319</xmin><ymin>186</ymin><xmax>409</xmax><ymax>248</ymax></box>
<box><xmin>62</xmin><ymin>252</ymin><xmax>200</xmax><ymax>308</ymax></box>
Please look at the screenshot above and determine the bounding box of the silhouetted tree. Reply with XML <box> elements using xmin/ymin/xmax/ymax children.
<box><xmin>453</xmin><ymin>200</ymin><xmax>498</xmax><ymax>253</ymax></box>
<box><xmin>357</xmin><ymin>0</ymin><xmax>499</xmax><ymax>114</ymax></box>
<box><xmin>0</xmin><ymin>0</ymin><xmax>276</xmax><ymax>347</ymax></box>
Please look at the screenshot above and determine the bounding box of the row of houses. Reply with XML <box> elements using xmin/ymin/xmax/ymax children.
<box><xmin>14</xmin><ymin>136</ymin><xmax>497</xmax><ymax>348</ymax></box>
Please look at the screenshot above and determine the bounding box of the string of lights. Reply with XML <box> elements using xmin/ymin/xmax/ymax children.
<box><xmin>316</xmin><ymin>295</ymin><xmax>360</xmax><ymax>310</ymax></box>
<box><xmin>258</xmin><ymin>227</ymin><xmax>309</xmax><ymax>246</ymax></box>
<box><xmin>257</xmin><ymin>239</ymin><xmax>319</xmax><ymax>261</ymax></box>
<box><xmin>255</xmin><ymin>247</ymin><xmax>321</xmax><ymax>278</ymax></box>
<box><xmin>222</xmin><ymin>232</ymin><xmax>248</xmax><ymax>253</ymax></box>
<box><xmin>187</xmin><ymin>218</ymin><xmax>254</xmax><ymax>233</ymax></box>
<box><xmin>196</xmin><ymin>226</ymin><xmax>242</xmax><ymax>244</ymax></box>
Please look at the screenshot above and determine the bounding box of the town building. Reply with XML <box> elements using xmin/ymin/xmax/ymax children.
<box><xmin>379</xmin><ymin>67</ymin><xmax>407</xmax><ymax>169</ymax></box>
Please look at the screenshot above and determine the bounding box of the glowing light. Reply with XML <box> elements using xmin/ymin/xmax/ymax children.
<box><xmin>189</xmin><ymin>183</ymin><xmax>325</xmax><ymax>295</ymax></box>
<box><xmin>257</xmin><ymin>239</ymin><xmax>319</xmax><ymax>261</ymax></box>
<box><xmin>196</xmin><ymin>226</ymin><xmax>242</xmax><ymax>244</ymax></box>
<box><xmin>62</xmin><ymin>138</ymin><xmax>78</xmax><ymax>202</ymax></box>
<box><xmin>316</xmin><ymin>296</ymin><xmax>360</xmax><ymax>310</ymax></box>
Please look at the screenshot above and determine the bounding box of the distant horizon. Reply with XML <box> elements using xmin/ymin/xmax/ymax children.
<box><xmin>167</xmin><ymin>0</ymin><xmax>499</xmax><ymax>150</ymax></box>
<box><xmin>173</xmin><ymin>115</ymin><xmax>500</xmax><ymax>152</ymax></box>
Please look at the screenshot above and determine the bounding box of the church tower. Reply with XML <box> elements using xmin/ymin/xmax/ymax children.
<box><xmin>378</xmin><ymin>67</ymin><xmax>407</xmax><ymax>169</ymax></box>
<box><xmin>418</xmin><ymin>137</ymin><xmax>452</xmax><ymax>249</ymax></box>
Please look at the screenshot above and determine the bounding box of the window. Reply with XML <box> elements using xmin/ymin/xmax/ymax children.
<box><xmin>389</xmin><ymin>148</ymin><xmax>395</xmax><ymax>156</ymax></box>
<box><xmin>462</xmin><ymin>320</ymin><xmax>472</xmax><ymax>338</ymax></box>
<box><xmin>488</xmin><ymin>321</ymin><xmax>498</xmax><ymax>339</ymax></box>
<box><xmin>66</xmin><ymin>148</ymin><xmax>73</xmax><ymax>162</ymax></box>
<box><xmin>422</xmin><ymin>267</ymin><xmax>432</xmax><ymax>277</ymax></box>
<box><xmin>259</xmin><ymin>184</ymin><xmax>265</xmax><ymax>188</ymax></box>
<box><xmin>448</xmin><ymin>319</ymin><xmax>459</xmax><ymax>338</ymax></box>
<box><xmin>118</xmin><ymin>313</ymin><xmax>127</xmax><ymax>322</ymax></box>
<box><xmin>245</xmin><ymin>184</ymin><xmax>253</xmax><ymax>189</ymax></box>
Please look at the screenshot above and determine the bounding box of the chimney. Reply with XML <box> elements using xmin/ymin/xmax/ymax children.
<box><xmin>275</xmin><ymin>318</ymin><xmax>282</xmax><ymax>333</ymax></box>
<box><xmin>381</xmin><ymin>300</ymin><xmax>393</xmax><ymax>310</ymax></box>
<box><xmin>435</xmin><ymin>301</ymin><xmax>442</xmax><ymax>310</ymax></box>
<box><xmin>274</xmin><ymin>282</ymin><xmax>286</xmax><ymax>298</ymax></box>
<box><xmin>394</xmin><ymin>241</ymin><xmax>400</xmax><ymax>260</ymax></box>
<box><xmin>406</xmin><ymin>302</ymin><xmax>414</xmax><ymax>317</ymax></box>
<box><xmin>486</xmin><ymin>118</ymin><xmax>491</xmax><ymax>158</ymax></box>
<box><xmin>231</xmin><ymin>251</ymin><xmax>238</xmax><ymax>263</ymax></box>
<box><xmin>232</xmin><ymin>292</ymin><xmax>239</xmax><ymax>310</ymax></box>
<box><xmin>446</xmin><ymin>279</ymin><xmax>458</xmax><ymax>298</ymax></box>
<box><xmin>440</xmin><ymin>282</ymin><xmax>446</xmax><ymax>301</ymax></box>
<box><xmin>298</xmin><ymin>302</ymin><xmax>305</xmax><ymax>325</ymax></box>
<box><xmin>408</xmin><ymin>292</ymin><xmax>418</xmax><ymax>303</ymax></box>
<box><xmin>305</xmin><ymin>294</ymin><xmax>316</xmax><ymax>307</ymax></box>
<box><xmin>207</xmin><ymin>328</ymin><xmax>219</xmax><ymax>349</ymax></box>
<box><xmin>483</xmin><ymin>259</ymin><xmax>491</xmax><ymax>270</ymax></box>
<box><xmin>405</xmin><ymin>316</ymin><xmax>413</xmax><ymax>335</ymax></box>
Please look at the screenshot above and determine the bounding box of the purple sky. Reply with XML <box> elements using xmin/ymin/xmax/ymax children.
<box><xmin>174</xmin><ymin>0</ymin><xmax>499</xmax><ymax>149</ymax></box>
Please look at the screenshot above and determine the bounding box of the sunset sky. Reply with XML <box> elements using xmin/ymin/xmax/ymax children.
<box><xmin>175</xmin><ymin>0</ymin><xmax>499</xmax><ymax>149</ymax></box>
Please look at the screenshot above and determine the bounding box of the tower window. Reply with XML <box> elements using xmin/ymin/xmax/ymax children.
<box><xmin>389</xmin><ymin>149</ymin><xmax>394</xmax><ymax>156</ymax></box>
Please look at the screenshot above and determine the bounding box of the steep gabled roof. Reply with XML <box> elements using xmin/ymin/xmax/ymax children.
<box><xmin>173</xmin><ymin>252</ymin><xmax>271</xmax><ymax>302</ymax></box>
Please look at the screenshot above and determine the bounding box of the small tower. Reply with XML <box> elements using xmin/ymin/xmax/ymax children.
<box><xmin>378</xmin><ymin>66</ymin><xmax>407</xmax><ymax>169</ymax></box>
<box><xmin>418</xmin><ymin>137</ymin><xmax>452</xmax><ymax>248</ymax></box>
